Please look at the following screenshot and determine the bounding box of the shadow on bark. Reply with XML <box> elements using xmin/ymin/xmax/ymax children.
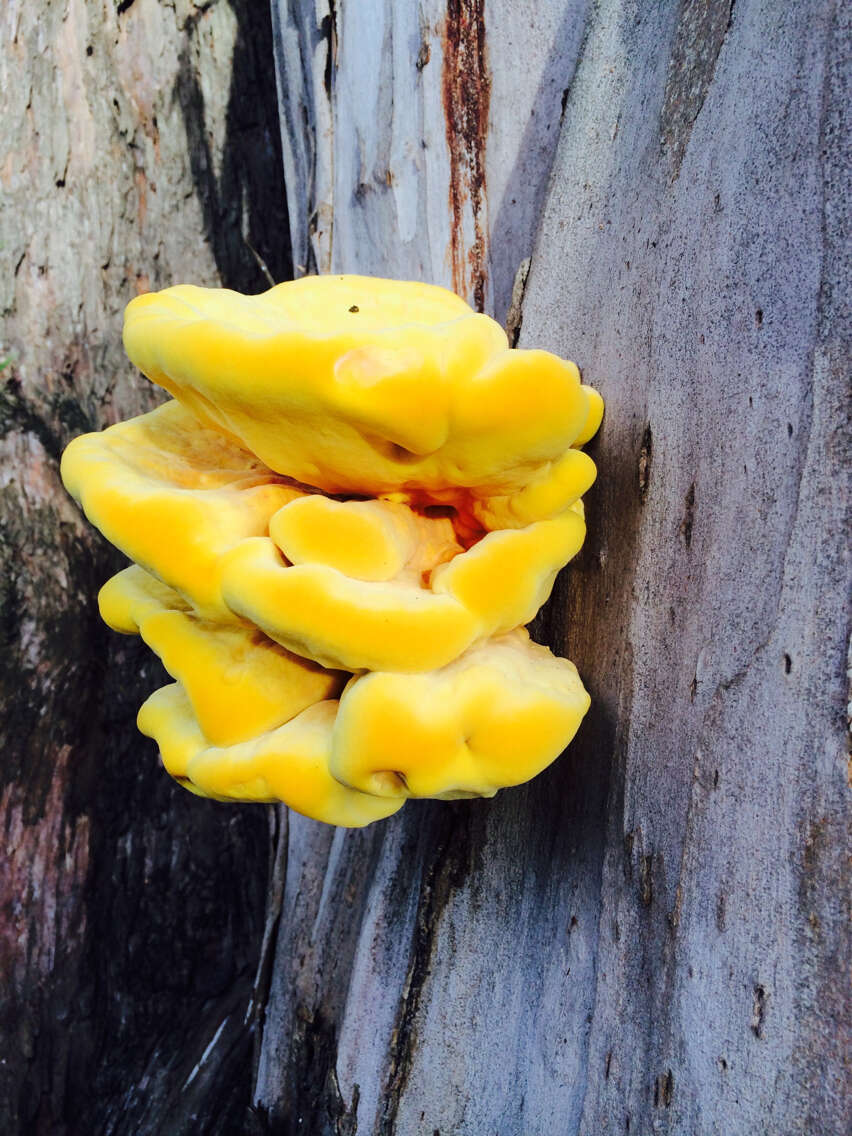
<box><xmin>176</xmin><ymin>0</ymin><xmax>292</xmax><ymax>293</ymax></box>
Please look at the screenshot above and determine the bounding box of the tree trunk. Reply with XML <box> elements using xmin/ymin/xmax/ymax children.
<box><xmin>0</xmin><ymin>2</ymin><xmax>287</xmax><ymax>1132</ymax></box>
<box><xmin>256</xmin><ymin>1</ymin><xmax>850</xmax><ymax>1133</ymax></box>
<box><xmin>3</xmin><ymin>1</ymin><xmax>847</xmax><ymax>1133</ymax></box>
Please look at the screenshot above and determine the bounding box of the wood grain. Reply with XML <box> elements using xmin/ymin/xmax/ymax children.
<box><xmin>260</xmin><ymin>1</ymin><xmax>850</xmax><ymax>1132</ymax></box>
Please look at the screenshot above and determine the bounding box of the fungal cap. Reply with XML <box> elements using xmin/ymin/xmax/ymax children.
<box><xmin>60</xmin><ymin>400</ymin><xmax>301</xmax><ymax>619</ymax></box>
<box><xmin>574</xmin><ymin>385</ymin><xmax>604</xmax><ymax>446</ymax></box>
<box><xmin>101</xmin><ymin>566</ymin><xmax>344</xmax><ymax>746</ymax></box>
<box><xmin>134</xmin><ymin>628</ymin><xmax>590</xmax><ymax>815</ymax></box>
<box><xmin>221</xmin><ymin>537</ymin><xmax>479</xmax><ymax>673</ymax></box>
<box><xmin>122</xmin><ymin>276</ymin><xmax>593</xmax><ymax>512</ymax></box>
<box><xmin>221</xmin><ymin>499</ymin><xmax>585</xmax><ymax>673</ymax></box>
<box><xmin>268</xmin><ymin>494</ymin><xmax>458</xmax><ymax>583</ymax></box>
<box><xmin>99</xmin><ymin>563</ymin><xmax>191</xmax><ymax>632</ymax></box>
<box><xmin>330</xmin><ymin>629</ymin><xmax>591</xmax><ymax>800</ymax></box>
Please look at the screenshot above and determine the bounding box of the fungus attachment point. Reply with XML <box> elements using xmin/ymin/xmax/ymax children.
<box><xmin>63</xmin><ymin>274</ymin><xmax>603</xmax><ymax>825</ymax></box>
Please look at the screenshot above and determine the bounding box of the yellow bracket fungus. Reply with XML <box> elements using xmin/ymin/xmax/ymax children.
<box><xmin>122</xmin><ymin>276</ymin><xmax>598</xmax><ymax>521</ymax></box>
<box><xmin>134</xmin><ymin>630</ymin><xmax>587</xmax><ymax>816</ymax></box>
<box><xmin>219</xmin><ymin>503</ymin><xmax>585</xmax><ymax>672</ymax></box>
<box><xmin>329</xmin><ymin>630</ymin><xmax>590</xmax><ymax>801</ymax></box>
<box><xmin>62</xmin><ymin>274</ymin><xmax>602</xmax><ymax>826</ymax></box>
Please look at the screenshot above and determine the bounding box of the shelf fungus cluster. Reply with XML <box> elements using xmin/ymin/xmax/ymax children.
<box><xmin>62</xmin><ymin>275</ymin><xmax>603</xmax><ymax>827</ymax></box>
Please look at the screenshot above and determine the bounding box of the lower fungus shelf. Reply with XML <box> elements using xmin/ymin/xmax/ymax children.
<box><xmin>138</xmin><ymin>686</ymin><xmax>402</xmax><ymax>827</ymax></box>
<box><xmin>100</xmin><ymin>565</ymin><xmax>346</xmax><ymax>748</ymax></box>
<box><xmin>105</xmin><ymin>563</ymin><xmax>590</xmax><ymax>826</ymax></box>
<box><xmin>136</xmin><ymin>628</ymin><xmax>589</xmax><ymax>826</ymax></box>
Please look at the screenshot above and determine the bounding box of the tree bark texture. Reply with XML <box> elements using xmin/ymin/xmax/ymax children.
<box><xmin>259</xmin><ymin>1</ymin><xmax>850</xmax><ymax>1134</ymax></box>
<box><xmin>0</xmin><ymin>2</ymin><xmax>288</xmax><ymax>1132</ymax></box>
<box><xmin>1</xmin><ymin>1</ymin><xmax>847</xmax><ymax>1134</ymax></box>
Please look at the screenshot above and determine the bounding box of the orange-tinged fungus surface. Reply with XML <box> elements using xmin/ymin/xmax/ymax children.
<box><xmin>220</xmin><ymin>501</ymin><xmax>584</xmax><ymax>672</ymax></box>
<box><xmin>269</xmin><ymin>495</ymin><xmax>458</xmax><ymax>583</ymax></box>
<box><xmin>63</xmin><ymin>407</ymin><xmax>588</xmax><ymax>674</ymax></box>
<box><xmin>62</xmin><ymin>274</ymin><xmax>603</xmax><ymax>825</ymax></box>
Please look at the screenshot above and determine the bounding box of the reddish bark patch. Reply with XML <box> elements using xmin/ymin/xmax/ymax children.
<box><xmin>441</xmin><ymin>0</ymin><xmax>490</xmax><ymax>311</ymax></box>
<box><xmin>0</xmin><ymin>745</ymin><xmax>90</xmax><ymax>997</ymax></box>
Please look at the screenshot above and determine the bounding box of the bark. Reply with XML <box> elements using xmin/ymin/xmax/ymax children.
<box><xmin>0</xmin><ymin>2</ymin><xmax>287</xmax><ymax>1132</ymax></box>
<box><xmin>3</xmin><ymin>1</ymin><xmax>848</xmax><ymax>1133</ymax></box>
<box><xmin>258</xmin><ymin>1</ymin><xmax>850</xmax><ymax>1134</ymax></box>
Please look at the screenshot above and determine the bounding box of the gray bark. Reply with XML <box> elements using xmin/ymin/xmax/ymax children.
<box><xmin>2</xmin><ymin>1</ymin><xmax>847</xmax><ymax>1133</ymax></box>
<box><xmin>259</xmin><ymin>1</ymin><xmax>851</xmax><ymax>1133</ymax></box>
<box><xmin>273</xmin><ymin>0</ymin><xmax>588</xmax><ymax>323</ymax></box>
<box><xmin>0</xmin><ymin>2</ymin><xmax>287</xmax><ymax>1132</ymax></box>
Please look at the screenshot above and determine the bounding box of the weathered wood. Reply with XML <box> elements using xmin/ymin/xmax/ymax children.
<box><xmin>521</xmin><ymin>1</ymin><xmax>851</xmax><ymax>1128</ymax></box>
<box><xmin>273</xmin><ymin>0</ymin><xmax>588</xmax><ymax>322</ymax></box>
<box><xmin>4</xmin><ymin>0</ymin><xmax>847</xmax><ymax>1131</ymax></box>
<box><xmin>259</xmin><ymin>1</ymin><xmax>850</xmax><ymax>1133</ymax></box>
<box><xmin>0</xmin><ymin>2</ymin><xmax>287</xmax><ymax>1131</ymax></box>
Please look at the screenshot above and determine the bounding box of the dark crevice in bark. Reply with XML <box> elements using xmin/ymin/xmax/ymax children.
<box><xmin>176</xmin><ymin>0</ymin><xmax>292</xmax><ymax>293</ymax></box>
<box><xmin>0</xmin><ymin>371</ymin><xmax>99</xmax><ymax>462</ymax></box>
<box><xmin>380</xmin><ymin>807</ymin><xmax>474</xmax><ymax>1134</ymax></box>
<box><xmin>321</xmin><ymin>1</ymin><xmax>338</xmax><ymax>100</ymax></box>
<box><xmin>660</xmin><ymin>0</ymin><xmax>735</xmax><ymax>178</ymax></box>
<box><xmin>250</xmin><ymin>807</ymin><xmax>290</xmax><ymax>1085</ymax></box>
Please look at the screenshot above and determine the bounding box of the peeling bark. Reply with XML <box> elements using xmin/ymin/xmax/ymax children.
<box><xmin>273</xmin><ymin>0</ymin><xmax>587</xmax><ymax>322</ymax></box>
<box><xmin>0</xmin><ymin>2</ymin><xmax>288</xmax><ymax>1131</ymax></box>
<box><xmin>442</xmin><ymin>0</ymin><xmax>491</xmax><ymax>310</ymax></box>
